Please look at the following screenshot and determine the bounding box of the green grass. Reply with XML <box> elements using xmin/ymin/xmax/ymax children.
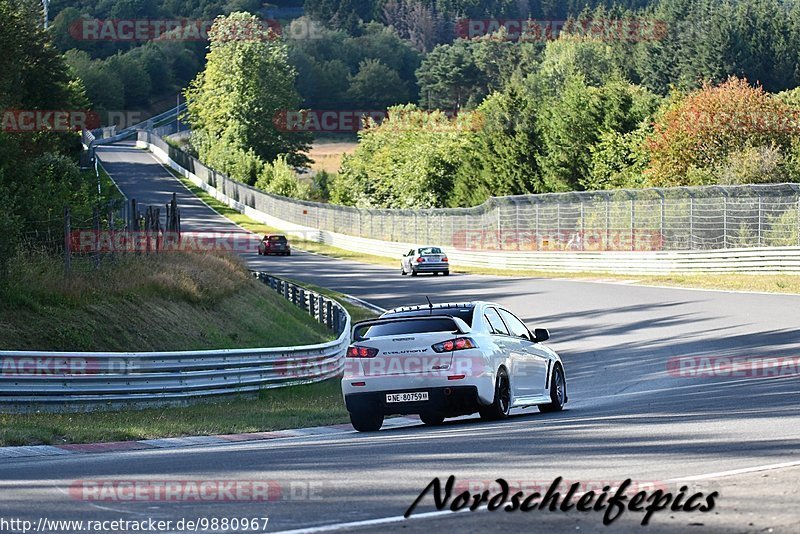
<box><xmin>96</xmin><ymin>162</ymin><xmax>125</xmax><ymax>203</ymax></box>
<box><xmin>0</xmin><ymin>252</ymin><xmax>333</xmax><ymax>351</ymax></box>
<box><xmin>0</xmin><ymin>378</ymin><xmax>349</xmax><ymax>446</ymax></box>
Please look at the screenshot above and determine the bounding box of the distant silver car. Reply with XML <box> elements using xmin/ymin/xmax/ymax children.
<box><xmin>401</xmin><ymin>246</ymin><xmax>450</xmax><ymax>276</ymax></box>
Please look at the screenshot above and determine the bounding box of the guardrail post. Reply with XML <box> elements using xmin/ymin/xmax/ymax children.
<box><xmin>318</xmin><ymin>295</ymin><xmax>325</xmax><ymax>323</ymax></box>
<box><xmin>283</xmin><ymin>281</ymin><xmax>290</xmax><ymax>300</ymax></box>
<box><xmin>309</xmin><ymin>292</ymin><xmax>316</xmax><ymax>317</ymax></box>
<box><xmin>333</xmin><ymin>306</ymin><xmax>340</xmax><ymax>333</ymax></box>
<box><xmin>326</xmin><ymin>300</ymin><xmax>333</xmax><ymax>328</ymax></box>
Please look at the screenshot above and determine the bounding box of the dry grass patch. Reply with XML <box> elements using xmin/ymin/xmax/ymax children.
<box><xmin>0</xmin><ymin>252</ymin><xmax>333</xmax><ymax>351</ymax></box>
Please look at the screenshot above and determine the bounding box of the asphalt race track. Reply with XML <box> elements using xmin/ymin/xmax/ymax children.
<box><xmin>1</xmin><ymin>143</ymin><xmax>798</xmax><ymax>533</ymax></box>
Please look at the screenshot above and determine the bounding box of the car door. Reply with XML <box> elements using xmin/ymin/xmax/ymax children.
<box><xmin>498</xmin><ymin>308</ymin><xmax>549</xmax><ymax>398</ymax></box>
<box><xmin>483</xmin><ymin>307</ymin><xmax>528</xmax><ymax>399</ymax></box>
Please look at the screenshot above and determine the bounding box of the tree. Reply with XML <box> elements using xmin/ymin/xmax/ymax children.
<box><xmin>416</xmin><ymin>40</ymin><xmax>484</xmax><ymax>110</ymax></box>
<box><xmin>537</xmin><ymin>75</ymin><xmax>603</xmax><ymax>191</ymax></box>
<box><xmin>334</xmin><ymin>104</ymin><xmax>477</xmax><ymax>208</ymax></box>
<box><xmin>64</xmin><ymin>50</ymin><xmax>125</xmax><ymax>111</ymax></box>
<box><xmin>644</xmin><ymin>78</ymin><xmax>796</xmax><ymax>187</ymax></box>
<box><xmin>346</xmin><ymin>59</ymin><xmax>409</xmax><ymax>108</ymax></box>
<box><xmin>0</xmin><ymin>0</ymin><xmax>89</xmax><ymax>285</ymax></box>
<box><xmin>185</xmin><ymin>11</ymin><xmax>311</xmax><ymax>168</ymax></box>
<box><xmin>449</xmin><ymin>83</ymin><xmax>543</xmax><ymax>207</ymax></box>
<box><xmin>107</xmin><ymin>53</ymin><xmax>152</xmax><ymax>108</ymax></box>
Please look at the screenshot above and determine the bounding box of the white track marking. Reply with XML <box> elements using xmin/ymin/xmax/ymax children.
<box><xmin>667</xmin><ymin>459</ymin><xmax>800</xmax><ymax>482</ymax></box>
<box><xmin>269</xmin><ymin>460</ymin><xmax>800</xmax><ymax>533</ymax></box>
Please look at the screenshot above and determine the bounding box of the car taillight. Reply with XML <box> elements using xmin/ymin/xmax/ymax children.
<box><xmin>416</xmin><ymin>257</ymin><xmax>425</xmax><ymax>263</ymax></box>
<box><xmin>347</xmin><ymin>345</ymin><xmax>378</xmax><ymax>358</ymax></box>
<box><xmin>432</xmin><ymin>337</ymin><xmax>476</xmax><ymax>353</ymax></box>
<box><xmin>442</xmin><ymin>257</ymin><xmax>449</xmax><ymax>262</ymax></box>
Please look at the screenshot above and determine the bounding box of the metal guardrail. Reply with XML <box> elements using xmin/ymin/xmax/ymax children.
<box><xmin>87</xmin><ymin>103</ymin><xmax>188</xmax><ymax>147</ymax></box>
<box><xmin>0</xmin><ymin>274</ymin><xmax>350</xmax><ymax>411</ymax></box>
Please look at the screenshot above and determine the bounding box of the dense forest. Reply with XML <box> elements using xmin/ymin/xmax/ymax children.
<box><xmin>26</xmin><ymin>0</ymin><xmax>800</xmax><ymax>210</ymax></box>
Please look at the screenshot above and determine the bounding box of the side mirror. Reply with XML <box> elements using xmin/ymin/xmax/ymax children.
<box><xmin>533</xmin><ymin>328</ymin><xmax>550</xmax><ymax>342</ymax></box>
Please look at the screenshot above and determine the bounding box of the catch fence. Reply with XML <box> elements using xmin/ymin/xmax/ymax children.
<box><xmin>139</xmin><ymin>131</ymin><xmax>800</xmax><ymax>252</ymax></box>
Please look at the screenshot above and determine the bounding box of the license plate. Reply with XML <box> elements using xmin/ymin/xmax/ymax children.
<box><xmin>386</xmin><ymin>392</ymin><xmax>429</xmax><ymax>403</ymax></box>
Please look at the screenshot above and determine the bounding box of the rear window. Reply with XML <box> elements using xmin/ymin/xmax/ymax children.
<box><xmin>383</xmin><ymin>307</ymin><xmax>475</xmax><ymax>327</ymax></box>
<box><xmin>359</xmin><ymin>318</ymin><xmax>458</xmax><ymax>339</ymax></box>
<box><xmin>268</xmin><ymin>236</ymin><xmax>287</xmax><ymax>242</ymax></box>
<box><xmin>419</xmin><ymin>247</ymin><xmax>443</xmax><ymax>255</ymax></box>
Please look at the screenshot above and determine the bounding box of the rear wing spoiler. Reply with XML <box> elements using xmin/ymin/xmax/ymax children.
<box><xmin>352</xmin><ymin>315</ymin><xmax>471</xmax><ymax>342</ymax></box>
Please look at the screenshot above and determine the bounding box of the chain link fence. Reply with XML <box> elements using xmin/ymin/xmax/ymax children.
<box><xmin>141</xmin><ymin>130</ymin><xmax>800</xmax><ymax>252</ymax></box>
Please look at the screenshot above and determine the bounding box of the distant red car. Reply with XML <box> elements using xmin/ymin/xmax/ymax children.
<box><xmin>258</xmin><ymin>235</ymin><xmax>291</xmax><ymax>256</ymax></box>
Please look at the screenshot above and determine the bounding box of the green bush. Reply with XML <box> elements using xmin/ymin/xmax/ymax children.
<box><xmin>764</xmin><ymin>210</ymin><xmax>800</xmax><ymax>246</ymax></box>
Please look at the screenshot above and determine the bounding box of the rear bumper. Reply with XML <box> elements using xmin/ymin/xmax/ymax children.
<box><xmin>412</xmin><ymin>264</ymin><xmax>449</xmax><ymax>272</ymax></box>
<box><xmin>345</xmin><ymin>386</ymin><xmax>481</xmax><ymax>417</ymax></box>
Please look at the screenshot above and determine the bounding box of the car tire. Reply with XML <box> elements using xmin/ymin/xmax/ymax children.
<box><xmin>443</xmin><ymin>271</ymin><xmax>450</xmax><ymax>276</ymax></box>
<box><xmin>479</xmin><ymin>369</ymin><xmax>511</xmax><ymax>421</ymax></box>
<box><xmin>286</xmin><ymin>251</ymin><xmax>291</xmax><ymax>256</ymax></box>
<box><xmin>349</xmin><ymin>411</ymin><xmax>383</xmax><ymax>432</ymax></box>
<box><xmin>411</xmin><ymin>269</ymin><xmax>418</xmax><ymax>277</ymax></box>
<box><xmin>420</xmin><ymin>412</ymin><xmax>445</xmax><ymax>426</ymax></box>
<box><xmin>538</xmin><ymin>366</ymin><xmax>566</xmax><ymax>413</ymax></box>
<box><xmin>401</xmin><ymin>265</ymin><xmax>407</xmax><ymax>276</ymax></box>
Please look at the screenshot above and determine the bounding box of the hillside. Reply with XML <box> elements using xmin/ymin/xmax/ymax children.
<box><xmin>0</xmin><ymin>252</ymin><xmax>332</xmax><ymax>351</ymax></box>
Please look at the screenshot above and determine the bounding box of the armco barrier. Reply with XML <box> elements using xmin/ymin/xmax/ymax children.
<box><xmin>0</xmin><ymin>273</ymin><xmax>350</xmax><ymax>411</ymax></box>
<box><xmin>136</xmin><ymin>133</ymin><xmax>800</xmax><ymax>274</ymax></box>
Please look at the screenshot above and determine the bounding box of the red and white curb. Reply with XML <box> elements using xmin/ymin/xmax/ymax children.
<box><xmin>0</xmin><ymin>417</ymin><xmax>421</xmax><ymax>460</ymax></box>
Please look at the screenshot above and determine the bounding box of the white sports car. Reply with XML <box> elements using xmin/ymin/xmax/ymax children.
<box><xmin>341</xmin><ymin>301</ymin><xmax>567</xmax><ymax>431</ymax></box>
